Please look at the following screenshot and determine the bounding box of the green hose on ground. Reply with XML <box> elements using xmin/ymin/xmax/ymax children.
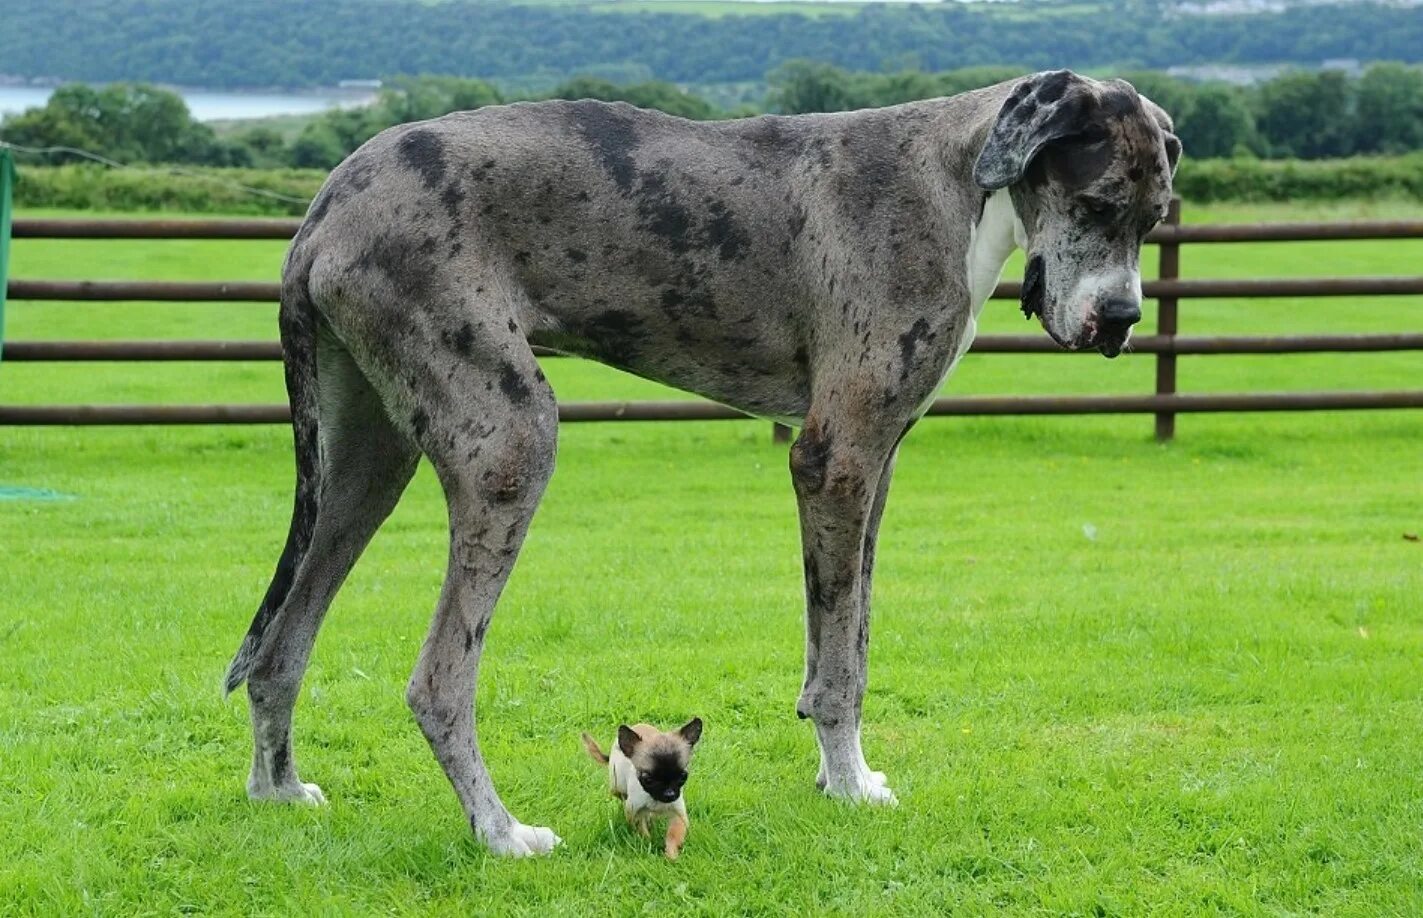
<box><xmin>0</xmin><ymin>151</ymin><xmax>71</xmax><ymax>501</ymax></box>
<box><xmin>0</xmin><ymin>148</ymin><xmax>12</xmax><ymax>365</ymax></box>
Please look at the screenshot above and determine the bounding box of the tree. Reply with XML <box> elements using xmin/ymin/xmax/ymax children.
<box><xmin>231</xmin><ymin>127</ymin><xmax>290</xmax><ymax>169</ymax></box>
<box><xmin>378</xmin><ymin>76</ymin><xmax>503</xmax><ymax>124</ymax></box>
<box><xmin>1176</xmin><ymin>84</ymin><xmax>1256</xmax><ymax>159</ymax></box>
<box><xmin>547</xmin><ymin>77</ymin><xmax>718</xmax><ymax>120</ymax></box>
<box><xmin>289</xmin><ymin>123</ymin><xmax>347</xmax><ymax>170</ymax></box>
<box><xmin>0</xmin><ymin>83</ymin><xmax>221</xmax><ymax>165</ymax></box>
<box><xmin>1255</xmin><ymin>70</ymin><xmax>1356</xmax><ymax>158</ymax></box>
<box><xmin>1354</xmin><ymin>63</ymin><xmax>1423</xmax><ymax>154</ymax></box>
<box><xmin>767</xmin><ymin>61</ymin><xmax>856</xmax><ymax>114</ymax></box>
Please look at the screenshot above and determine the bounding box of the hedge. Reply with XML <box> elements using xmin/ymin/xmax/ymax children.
<box><xmin>11</xmin><ymin>165</ymin><xmax>324</xmax><ymax>216</ymax></box>
<box><xmin>11</xmin><ymin>154</ymin><xmax>1423</xmax><ymax>216</ymax></box>
<box><xmin>1174</xmin><ymin>153</ymin><xmax>1423</xmax><ymax>202</ymax></box>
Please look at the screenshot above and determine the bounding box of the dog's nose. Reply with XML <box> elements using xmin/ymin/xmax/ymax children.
<box><xmin>1100</xmin><ymin>298</ymin><xmax>1141</xmax><ymax>328</ymax></box>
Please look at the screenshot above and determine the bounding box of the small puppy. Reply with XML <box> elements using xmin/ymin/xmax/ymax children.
<box><xmin>582</xmin><ymin>718</ymin><xmax>702</xmax><ymax>859</ymax></box>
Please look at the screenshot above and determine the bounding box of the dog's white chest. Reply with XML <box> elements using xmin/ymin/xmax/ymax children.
<box><xmin>915</xmin><ymin>189</ymin><xmax>1023</xmax><ymax>419</ymax></box>
<box><xmin>965</xmin><ymin>188</ymin><xmax>1023</xmax><ymax>330</ymax></box>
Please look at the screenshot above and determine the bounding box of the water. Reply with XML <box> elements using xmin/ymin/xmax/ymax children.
<box><xmin>0</xmin><ymin>85</ymin><xmax>376</xmax><ymax>121</ymax></box>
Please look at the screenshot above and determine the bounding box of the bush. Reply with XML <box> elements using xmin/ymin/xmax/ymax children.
<box><xmin>11</xmin><ymin>164</ymin><xmax>325</xmax><ymax>216</ymax></box>
<box><xmin>1174</xmin><ymin>154</ymin><xmax>1423</xmax><ymax>202</ymax></box>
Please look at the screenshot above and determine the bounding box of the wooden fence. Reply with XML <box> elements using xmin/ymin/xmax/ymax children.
<box><xmin>3</xmin><ymin>202</ymin><xmax>1422</xmax><ymax>441</ymax></box>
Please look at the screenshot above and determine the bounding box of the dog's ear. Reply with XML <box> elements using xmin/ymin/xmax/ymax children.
<box><xmin>678</xmin><ymin>717</ymin><xmax>703</xmax><ymax>747</ymax></box>
<box><xmin>1162</xmin><ymin>132</ymin><xmax>1182</xmax><ymax>176</ymax></box>
<box><xmin>1139</xmin><ymin>94</ymin><xmax>1183</xmax><ymax>177</ymax></box>
<box><xmin>617</xmin><ymin>725</ymin><xmax>641</xmax><ymax>758</ymax></box>
<box><xmin>974</xmin><ymin>70</ymin><xmax>1097</xmax><ymax>191</ymax></box>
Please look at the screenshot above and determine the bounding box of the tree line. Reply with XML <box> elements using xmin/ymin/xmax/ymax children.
<box><xmin>4</xmin><ymin>66</ymin><xmax>1421</xmax><ymax>172</ymax></box>
<box><xmin>769</xmin><ymin>62</ymin><xmax>1423</xmax><ymax>159</ymax></box>
<box><xmin>1</xmin><ymin>0</ymin><xmax>1421</xmax><ymax>90</ymax></box>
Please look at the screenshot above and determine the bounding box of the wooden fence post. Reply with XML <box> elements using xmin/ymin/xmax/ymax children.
<box><xmin>1154</xmin><ymin>198</ymin><xmax>1182</xmax><ymax>441</ymax></box>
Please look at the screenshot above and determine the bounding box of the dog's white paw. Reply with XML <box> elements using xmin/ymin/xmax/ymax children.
<box><xmin>248</xmin><ymin>780</ymin><xmax>327</xmax><ymax>806</ymax></box>
<box><xmin>819</xmin><ymin>757</ymin><xmax>893</xmax><ymax>797</ymax></box>
<box><xmin>821</xmin><ymin>762</ymin><xmax>898</xmax><ymax>806</ymax></box>
<box><xmin>483</xmin><ymin>822</ymin><xmax>562</xmax><ymax>857</ymax></box>
<box><xmin>824</xmin><ymin>773</ymin><xmax>899</xmax><ymax>806</ymax></box>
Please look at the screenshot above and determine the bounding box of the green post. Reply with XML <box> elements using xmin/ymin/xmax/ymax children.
<box><xmin>0</xmin><ymin>148</ymin><xmax>13</xmax><ymax>364</ymax></box>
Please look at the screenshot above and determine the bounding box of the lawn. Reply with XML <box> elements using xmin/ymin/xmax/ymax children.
<box><xmin>1</xmin><ymin>201</ymin><xmax>1421</xmax><ymax>914</ymax></box>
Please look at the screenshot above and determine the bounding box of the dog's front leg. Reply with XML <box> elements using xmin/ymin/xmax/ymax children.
<box><xmin>790</xmin><ymin>412</ymin><xmax>899</xmax><ymax>805</ymax></box>
<box><xmin>664</xmin><ymin>807</ymin><xmax>688</xmax><ymax>859</ymax></box>
<box><xmin>625</xmin><ymin>801</ymin><xmax>651</xmax><ymax>837</ymax></box>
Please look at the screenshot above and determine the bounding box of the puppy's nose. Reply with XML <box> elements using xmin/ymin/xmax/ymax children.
<box><xmin>1100</xmin><ymin>298</ymin><xmax>1141</xmax><ymax>328</ymax></box>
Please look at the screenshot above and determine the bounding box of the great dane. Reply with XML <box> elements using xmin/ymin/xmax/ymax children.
<box><xmin>225</xmin><ymin>70</ymin><xmax>1179</xmax><ymax>855</ymax></box>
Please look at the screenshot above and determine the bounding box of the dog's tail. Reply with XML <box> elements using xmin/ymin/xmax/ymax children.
<box><xmin>581</xmin><ymin>732</ymin><xmax>610</xmax><ymax>765</ymax></box>
<box><xmin>224</xmin><ymin>243</ymin><xmax>323</xmax><ymax>696</ymax></box>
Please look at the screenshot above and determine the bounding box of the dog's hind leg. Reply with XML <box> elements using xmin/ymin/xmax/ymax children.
<box><xmin>362</xmin><ymin>307</ymin><xmax>561</xmax><ymax>856</ymax></box>
<box><xmin>791</xmin><ymin>402</ymin><xmax>901</xmax><ymax>805</ymax></box>
<box><xmin>244</xmin><ymin>330</ymin><xmax>419</xmax><ymax>803</ymax></box>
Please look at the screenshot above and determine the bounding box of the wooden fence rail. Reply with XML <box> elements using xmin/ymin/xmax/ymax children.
<box><xmin>4</xmin><ymin>206</ymin><xmax>1422</xmax><ymax>440</ymax></box>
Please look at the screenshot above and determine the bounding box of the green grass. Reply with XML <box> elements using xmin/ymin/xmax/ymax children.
<box><xmin>1</xmin><ymin>202</ymin><xmax>1422</xmax><ymax>913</ymax></box>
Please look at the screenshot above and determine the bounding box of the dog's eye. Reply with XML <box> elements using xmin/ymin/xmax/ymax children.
<box><xmin>1140</xmin><ymin>209</ymin><xmax>1168</xmax><ymax>236</ymax></box>
<box><xmin>1082</xmin><ymin>197</ymin><xmax>1113</xmax><ymax>218</ymax></box>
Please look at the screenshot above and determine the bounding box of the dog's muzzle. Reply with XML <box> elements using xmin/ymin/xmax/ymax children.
<box><xmin>1093</xmin><ymin>297</ymin><xmax>1141</xmax><ymax>359</ymax></box>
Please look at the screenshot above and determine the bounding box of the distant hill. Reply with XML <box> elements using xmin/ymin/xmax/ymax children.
<box><xmin>1</xmin><ymin>0</ymin><xmax>1419</xmax><ymax>89</ymax></box>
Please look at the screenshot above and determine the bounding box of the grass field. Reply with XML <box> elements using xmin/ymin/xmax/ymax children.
<box><xmin>2</xmin><ymin>201</ymin><xmax>1422</xmax><ymax>913</ymax></box>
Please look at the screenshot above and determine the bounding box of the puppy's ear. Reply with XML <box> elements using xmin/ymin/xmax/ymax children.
<box><xmin>679</xmin><ymin>717</ymin><xmax>703</xmax><ymax>747</ymax></box>
<box><xmin>617</xmin><ymin>725</ymin><xmax>641</xmax><ymax>758</ymax></box>
<box><xmin>974</xmin><ymin>70</ymin><xmax>1096</xmax><ymax>191</ymax></box>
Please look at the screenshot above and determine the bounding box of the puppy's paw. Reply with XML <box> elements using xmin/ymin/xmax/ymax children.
<box><xmin>483</xmin><ymin>822</ymin><xmax>562</xmax><ymax>857</ymax></box>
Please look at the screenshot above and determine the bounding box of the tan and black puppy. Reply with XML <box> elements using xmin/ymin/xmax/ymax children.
<box><xmin>582</xmin><ymin>718</ymin><xmax>702</xmax><ymax>859</ymax></box>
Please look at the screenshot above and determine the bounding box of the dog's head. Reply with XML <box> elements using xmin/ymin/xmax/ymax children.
<box><xmin>618</xmin><ymin>718</ymin><xmax>702</xmax><ymax>804</ymax></box>
<box><xmin>974</xmin><ymin>70</ymin><xmax>1180</xmax><ymax>358</ymax></box>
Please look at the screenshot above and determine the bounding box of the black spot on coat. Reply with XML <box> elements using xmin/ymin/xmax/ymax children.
<box><xmin>399</xmin><ymin>129</ymin><xmax>447</xmax><ymax>190</ymax></box>
<box><xmin>570</xmin><ymin>102</ymin><xmax>639</xmax><ymax>192</ymax></box>
<box><xmin>442</xmin><ymin>323</ymin><xmax>476</xmax><ymax>357</ymax></box>
<box><xmin>499</xmin><ymin>362</ymin><xmax>531</xmax><ymax>403</ymax></box>
<box><xmin>705</xmin><ymin>201</ymin><xmax>748</xmax><ymax>260</ymax></box>
<box><xmin>790</xmin><ymin>426</ymin><xmax>833</xmax><ymax>495</ymax></box>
